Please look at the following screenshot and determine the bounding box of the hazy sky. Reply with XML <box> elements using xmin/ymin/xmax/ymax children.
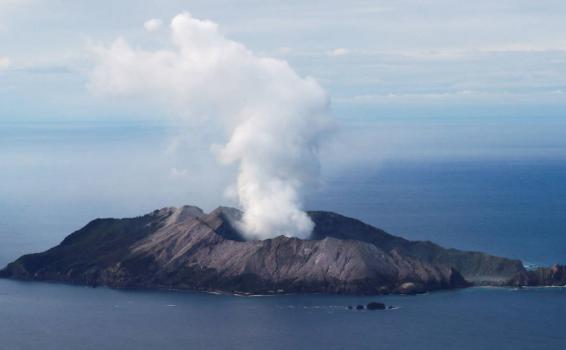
<box><xmin>1</xmin><ymin>0</ymin><xmax>566</xmax><ymax>120</ymax></box>
<box><xmin>1</xmin><ymin>0</ymin><xmax>566</xmax><ymax>260</ymax></box>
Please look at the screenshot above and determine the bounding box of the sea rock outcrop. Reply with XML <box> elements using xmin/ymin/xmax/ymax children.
<box><xmin>366</xmin><ymin>302</ymin><xmax>386</xmax><ymax>310</ymax></box>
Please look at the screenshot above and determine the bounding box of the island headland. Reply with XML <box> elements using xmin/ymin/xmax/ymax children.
<box><xmin>1</xmin><ymin>206</ymin><xmax>564</xmax><ymax>294</ymax></box>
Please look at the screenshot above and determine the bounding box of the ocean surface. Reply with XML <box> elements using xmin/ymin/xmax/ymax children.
<box><xmin>1</xmin><ymin>121</ymin><xmax>566</xmax><ymax>349</ymax></box>
<box><xmin>1</xmin><ymin>280</ymin><xmax>565</xmax><ymax>350</ymax></box>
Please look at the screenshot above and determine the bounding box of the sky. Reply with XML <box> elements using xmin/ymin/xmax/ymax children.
<box><xmin>2</xmin><ymin>0</ymin><xmax>566</xmax><ymax>210</ymax></box>
<box><xmin>1</xmin><ymin>0</ymin><xmax>566</xmax><ymax>121</ymax></box>
<box><xmin>1</xmin><ymin>0</ymin><xmax>566</xmax><ymax>260</ymax></box>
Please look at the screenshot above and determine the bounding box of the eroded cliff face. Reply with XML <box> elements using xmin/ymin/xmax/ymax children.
<box><xmin>508</xmin><ymin>264</ymin><xmax>566</xmax><ymax>286</ymax></box>
<box><xmin>307</xmin><ymin>211</ymin><xmax>526</xmax><ymax>285</ymax></box>
<box><xmin>1</xmin><ymin>206</ymin><xmax>562</xmax><ymax>294</ymax></box>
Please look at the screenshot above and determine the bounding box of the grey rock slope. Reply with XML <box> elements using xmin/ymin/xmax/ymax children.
<box><xmin>1</xmin><ymin>206</ymin><xmax>563</xmax><ymax>294</ymax></box>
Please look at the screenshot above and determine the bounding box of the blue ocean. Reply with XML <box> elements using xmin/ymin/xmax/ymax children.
<box><xmin>1</xmin><ymin>121</ymin><xmax>565</xmax><ymax>349</ymax></box>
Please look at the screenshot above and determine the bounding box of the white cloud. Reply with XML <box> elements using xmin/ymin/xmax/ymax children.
<box><xmin>0</xmin><ymin>56</ymin><xmax>11</xmax><ymax>69</ymax></box>
<box><xmin>90</xmin><ymin>12</ymin><xmax>332</xmax><ymax>240</ymax></box>
<box><xmin>336</xmin><ymin>88</ymin><xmax>566</xmax><ymax>108</ymax></box>
<box><xmin>169</xmin><ymin>167</ymin><xmax>188</xmax><ymax>177</ymax></box>
<box><xmin>328</xmin><ymin>48</ymin><xmax>349</xmax><ymax>56</ymax></box>
<box><xmin>143</xmin><ymin>18</ymin><xmax>162</xmax><ymax>32</ymax></box>
<box><xmin>479</xmin><ymin>43</ymin><xmax>566</xmax><ymax>54</ymax></box>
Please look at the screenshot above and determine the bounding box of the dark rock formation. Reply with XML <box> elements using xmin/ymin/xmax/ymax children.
<box><xmin>366</xmin><ymin>302</ymin><xmax>386</xmax><ymax>310</ymax></box>
<box><xmin>0</xmin><ymin>205</ymin><xmax>562</xmax><ymax>294</ymax></box>
<box><xmin>508</xmin><ymin>264</ymin><xmax>566</xmax><ymax>286</ymax></box>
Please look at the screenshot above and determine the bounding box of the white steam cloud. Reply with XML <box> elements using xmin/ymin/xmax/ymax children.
<box><xmin>90</xmin><ymin>13</ymin><xmax>331</xmax><ymax>240</ymax></box>
<box><xmin>143</xmin><ymin>18</ymin><xmax>162</xmax><ymax>32</ymax></box>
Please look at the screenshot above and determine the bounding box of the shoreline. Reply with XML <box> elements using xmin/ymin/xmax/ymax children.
<box><xmin>1</xmin><ymin>276</ymin><xmax>564</xmax><ymax>298</ymax></box>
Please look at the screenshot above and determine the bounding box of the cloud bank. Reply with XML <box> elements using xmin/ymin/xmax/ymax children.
<box><xmin>90</xmin><ymin>12</ymin><xmax>331</xmax><ymax>240</ymax></box>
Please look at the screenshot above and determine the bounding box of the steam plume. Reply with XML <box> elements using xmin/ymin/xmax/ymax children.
<box><xmin>90</xmin><ymin>13</ymin><xmax>331</xmax><ymax>239</ymax></box>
